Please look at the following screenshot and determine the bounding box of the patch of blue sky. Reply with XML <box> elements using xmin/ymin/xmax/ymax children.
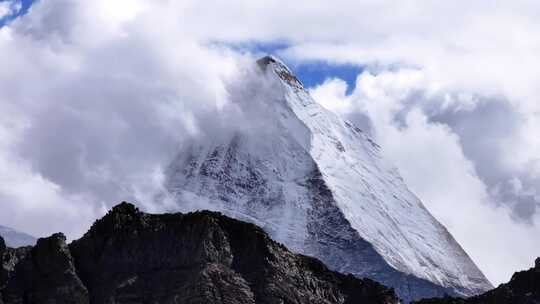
<box><xmin>290</xmin><ymin>61</ymin><xmax>362</xmax><ymax>95</ymax></box>
<box><xmin>0</xmin><ymin>0</ymin><xmax>34</xmax><ymax>28</ymax></box>
<box><xmin>220</xmin><ymin>41</ymin><xmax>363</xmax><ymax>95</ymax></box>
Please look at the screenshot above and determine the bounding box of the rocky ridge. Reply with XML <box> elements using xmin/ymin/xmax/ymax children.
<box><xmin>414</xmin><ymin>258</ymin><xmax>540</xmax><ymax>304</ymax></box>
<box><xmin>0</xmin><ymin>202</ymin><xmax>398</xmax><ymax>304</ymax></box>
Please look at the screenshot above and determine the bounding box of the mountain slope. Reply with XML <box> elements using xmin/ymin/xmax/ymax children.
<box><xmin>414</xmin><ymin>258</ymin><xmax>540</xmax><ymax>304</ymax></box>
<box><xmin>166</xmin><ymin>56</ymin><xmax>492</xmax><ymax>302</ymax></box>
<box><xmin>0</xmin><ymin>225</ymin><xmax>36</xmax><ymax>248</ymax></box>
<box><xmin>0</xmin><ymin>202</ymin><xmax>398</xmax><ymax>304</ymax></box>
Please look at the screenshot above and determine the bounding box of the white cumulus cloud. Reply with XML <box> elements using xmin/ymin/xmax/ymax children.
<box><xmin>1</xmin><ymin>0</ymin><xmax>539</xmax><ymax>286</ymax></box>
<box><xmin>310</xmin><ymin>69</ymin><xmax>540</xmax><ymax>285</ymax></box>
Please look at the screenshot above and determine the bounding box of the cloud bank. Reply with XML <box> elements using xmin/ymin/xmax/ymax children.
<box><xmin>1</xmin><ymin>0</ymin><xmax>539</xmax><ymax>285</ymax></box>
<box><xmin>0</xmin><ymin>0</ymin><xmax>246</xmax><ymax>238</ymax></box>
<box><xmin>310</xmin><ymin>72</ymin><xmax>540</xmax><ymax>285</ymax></box>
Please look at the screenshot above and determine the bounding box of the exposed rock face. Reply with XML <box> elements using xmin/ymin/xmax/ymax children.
<box><xmin>0</xmin><ymin>233</ymin><xmax>88</xmax><ymax>304</ymax></box>
<box><xmin>414</xmin><ymin>258</ymin><xmax>540</xmax><ymax>304</ymax></box>
<box><xmin>0</xmin><ymin>202</ymin><xmax>399</xmax><ymax>304</ymax></box>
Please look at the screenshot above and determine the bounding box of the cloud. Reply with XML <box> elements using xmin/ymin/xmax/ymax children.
<box><xmin>310</xmin><ymin>70</ymin><xmax>540</xmax><ymax>285</ymax></box>
<box><xmin>0</xmin><ymin>0</ymin><xmax>21</xmax><ymax>20</ymax></box>
<box><xmin>1</xmin><ymin>0</ymin><xmax>540</xmax><ymax>286</ymax></box>
<box><xmin>0</xmin><ymin>0</ymin><xmax>247</xmax><ymax>239</ymax></box>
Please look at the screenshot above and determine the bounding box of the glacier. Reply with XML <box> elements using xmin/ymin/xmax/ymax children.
<box><xmin>166</xmin><ymin>56</ymin><xmax>492</xmax><ymax>302</ymax></box>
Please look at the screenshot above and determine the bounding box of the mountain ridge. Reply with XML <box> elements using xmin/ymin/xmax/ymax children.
<box><xmin>414</xmin><ymin>258</ymin><xmax>540</xmax><ymax>304</ymax></box>
<box><xmin>0</xmin><ymin>202</ymin><xmax>398</xmax><ymax>304</ymax></box>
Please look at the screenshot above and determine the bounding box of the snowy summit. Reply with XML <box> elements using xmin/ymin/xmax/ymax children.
<box><xmin>166</xmin><ymin>56</ymin><xmax>493</xmax><ymax>302</ymax></box>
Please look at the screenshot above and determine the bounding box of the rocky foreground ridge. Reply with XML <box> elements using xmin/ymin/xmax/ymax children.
<box><xmin>414</xmin><ymin>258</ymin><xmax>540</xmax><ymax>304</ymax></box>
<box><xmin>0</xmin><ymin>202</ymin><xmax>398</xmax><ymax>304</ymax></box>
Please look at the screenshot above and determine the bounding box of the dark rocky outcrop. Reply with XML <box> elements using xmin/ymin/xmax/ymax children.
<box><xmin>0</xmin><ymin>202</ymin><xmax>398</xmax><ymax>304</ymax></box>
<box><xmin>0</xmin><ymin>237</ymin><xmax>5</xmax><ymax>253</ymax></box>
<box><xmin>0</xmin><ymin>233</ymin><xmax>88</xmax><ymax>304</ymax></box>
<box><xmin>414</xmin><ymin>258</ymin><xmax>540</xmax><ymax>304</ymax></box>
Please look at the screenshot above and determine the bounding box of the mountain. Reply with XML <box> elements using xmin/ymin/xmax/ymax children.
<box><xmin>0</xmin><ymin>202</ymin><xmax>399</xmax><ymax>304</ymax></box>
<box><xmin>0</xmin><ymin>225</ymin><xmax>36</xmax><ymax>248</ymax></box>
<box><xmin>166</xmin><ymin>55</ymin><xmax>493</xmax><ymax>302</ymax></box>
<box><xmin>414</xmin><ymin>258</ymin><xmax>540</xmax><ymax>304</ymax></box>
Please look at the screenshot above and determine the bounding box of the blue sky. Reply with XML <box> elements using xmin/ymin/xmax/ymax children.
<box><xmin>0</xmin><ymin>0</ymin><xmax>33</xmax><ymax>27</ymax></box>
<box><xmin>223</xmin><ymin>41</ymin><xmax>363</xmax><ymax>93</ymax></box>
<box><xmin>292</xmin><ymin>61</ymin><xmax>362</xmax><ymax>94</ymax></box>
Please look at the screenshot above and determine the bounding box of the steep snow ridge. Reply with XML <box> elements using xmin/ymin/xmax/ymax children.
<box><xmin>0</xmin><ymin>225</ymin><xmax>36</xmax><ymax>247</ymax></box>
<box><xmin>166</xmin><ymin>70</ymin><xmax>317</xmax><ymax>253</ymax></box>
<box><xmin>166</xmin><ymin>56</ymin><xmax>492</xmax><ymax>301</ymax></box>
<box><xmin>270</xmin><ymin>57</ymin><xmax>489</xmax><ymax>289</ymax></box>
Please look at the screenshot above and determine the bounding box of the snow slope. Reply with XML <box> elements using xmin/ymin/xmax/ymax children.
<box><xmin>166</xmin><ymin>56</ymin><xmax>492</xmax><ymax>302</ymax></box>
<box><xmin>0</xmin><ymin>225</ymin><xmax>36</xmax><ymax>248</ymax></box>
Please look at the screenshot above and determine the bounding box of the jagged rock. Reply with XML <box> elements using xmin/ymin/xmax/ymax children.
<box><xmin>0</xmin><ymin>202</ymin><xmax>399</xmax><ymax>304</ymax></box>
<box><xmin>0</xmin><ymin>237</ymin><xmax>5</xmax><ymax>253</ymax></box>
<box><xmin>414</xmin><ymin>258</ymin><xmax>540</xmax><ymax>304</ymax></box>
<box><xmin>0</xmin><ymin>233</ymin><xmax>88</xmax><ymax>304</ymax></box>
<box><xmin>0</xmin><ymin>236</ymin><xmax>4</xmax><ymax>304</ymax></box>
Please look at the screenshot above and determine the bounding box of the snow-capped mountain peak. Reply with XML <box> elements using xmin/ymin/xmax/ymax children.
<box><xmin>257</xmin><ymin>55</ymin><xmax>304</xmax><ymax>88</ymax></box>
<box><xmin>166</xmin><ymin>56</ymin><xmax>492</xmax><ymax>302</ymax></box>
